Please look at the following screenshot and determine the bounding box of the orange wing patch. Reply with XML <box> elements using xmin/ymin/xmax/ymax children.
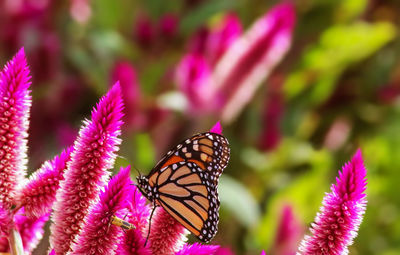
<box><xmin>188</xmin><ymin>159</ymin><xmax>205</xmax><ymax>170</ymax></box>
<box><xmin>161</xmin><ymin>155</ymin><xmax>184</xmax><ymax>169</ymax></box>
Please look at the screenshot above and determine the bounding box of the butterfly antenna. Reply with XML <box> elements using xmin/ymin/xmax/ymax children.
<box><xmin>144</xmin><ymin>203</ymin><xmax>157</xmax><ymax>247</ymax></box>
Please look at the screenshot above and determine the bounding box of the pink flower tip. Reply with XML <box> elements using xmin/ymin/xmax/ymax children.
<box><xmin>298</xmin><ymin>149</ymin><xmax>367</xmax><ymax>254</ymax></box>
<box><xmin>210</xmin><ymin>121</ymin><xmax>223</xmax><ymax>134</ymax></box>
<box><xmin>260</xmin><ymin>250</ymin><xmax>267</xmax><ymax>255</ymax></box>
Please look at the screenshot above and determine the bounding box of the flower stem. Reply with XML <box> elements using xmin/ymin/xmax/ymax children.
<box><xmin>8</xmin><ymin>228</ymin><xmax>24</xmax><ymax>255</ymax></box>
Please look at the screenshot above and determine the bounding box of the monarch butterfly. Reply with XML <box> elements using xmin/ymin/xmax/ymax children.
<box><xmin>136</xmin><ymin>132</ymin><xmax>230</xmax><ymax>243</ymax></box>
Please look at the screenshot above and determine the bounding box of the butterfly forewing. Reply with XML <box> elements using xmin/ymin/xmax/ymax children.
<box><xmin>141</xmin><ymin>132</ymin><xmax>229</xmax><ymax>242</ymax></box>
<box><xmin>149</xmin><ymin>132</ymin><xmax>230</xmax><ymax>184</ymax></box>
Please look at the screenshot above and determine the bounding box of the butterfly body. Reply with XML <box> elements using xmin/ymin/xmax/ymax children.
<box><xmin>136</xmin><ymin>132</ymin><xmax>230</xmax><ymax>242</ymax></box>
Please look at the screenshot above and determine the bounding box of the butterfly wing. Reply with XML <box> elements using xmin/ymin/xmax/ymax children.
<box><xmin>149</xmin><ymin>161</ymin><xmax>220</xmax><ymax>242</ymax></box>
<box><xmin>149</xmin><ymin>132</ymin><xmax>230</xmax><ymax>185</ymax></box>
<box><xmin>144</xmin><ymin>132</ymin><xmax>230</xmax><ymax>242</ymax></box>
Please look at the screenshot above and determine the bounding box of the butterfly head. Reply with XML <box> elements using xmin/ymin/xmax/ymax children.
<box><xmin>136</xmin><ymin>175</ymin><xmax>154</xmax><ymax>202</ymax></box>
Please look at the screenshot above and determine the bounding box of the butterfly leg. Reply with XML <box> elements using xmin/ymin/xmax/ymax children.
<box><xmin>144</xmin><ymin>202</ymin><xmax>157</xmax><ymax>247</ymax></box>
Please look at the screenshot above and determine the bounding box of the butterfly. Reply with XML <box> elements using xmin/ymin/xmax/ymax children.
<box><xmin>136</xmin><ymin>132</ymin><xmax>230</xmax><ymax>243</ymax></box>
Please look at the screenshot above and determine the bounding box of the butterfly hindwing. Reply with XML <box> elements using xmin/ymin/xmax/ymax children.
<box><xmin>150</xmin><ymin>161</ymin><xmax>220</xmax><ymax>242</ymax></box>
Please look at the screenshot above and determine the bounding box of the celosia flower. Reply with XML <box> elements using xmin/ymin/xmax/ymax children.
<box><xmin>72</xmin><ymin>166</ymin><xmax>133</xmax><ymax>254</ymax></box>
<box><xmin>206</xmin><ymin>13</ymin><xmax>242</xmax><ymax>66</ymax></box>
<box><xmin>177</xmin><ymin>13</ymin><xmax>241</xmax><ymax>114</ymax></box>
<box><xmin>134</xmin><ymin>14</ymin><xmax>156</xmax><ymax>48</ymax></box>
<box><xmin>70</xmin><ymin>0</ymin><xmax>92</xmax><ymax>23</ymax></box>
<box><xmin>260</xmin><ymin>251</ymin><xmax>267</xmax><ymax>255</ymax></box>
<box><xmin>215</xmin><ymin>247</ymin><xmax>234</xmax><ymax>255</ymax></box>
<box><xmin>298</xmin><ymin>149</ymin><xmax>367</xmax><ymax>255</ymax></box>
<box><xmin>147</xmin><ymin>207</ymin><xmax>189</xmax><ymax>255</ymax></box>
<box><xmin>271</xmin><ymin>205</ymin><xmax>303</xmax><ymax>255</ymax></box>
<box><xmin>176</xmin><ymin>243</ymin><xmax>219</xmax><ymax>255</ymax></box>
<box><xmin>211</xmin><ymin>3</ymin><xmax>296</xmax><ymax>123</ymax></box>
<box><xmin>0</xmin><ymin>204</ymin><xmax>12</xmax><ymax>235</ymax></box>
<box><xmin>17</xmin><ymin>147</ymin><xmax>73</xmax><ymax>217</ymax></box>
<box><xmin>14</xmin><ymin>208</ymin><xmax>49</xmax><ymax>254</ymax></box>
<box><xmin>0</xmin><ymin>48</ymin><xmax>31</xmax><ymax>209</ymax></box>
<box><xmin>210</xmin><ymin>121</ymin><xmax>223</xmax><ymax>134</ymax></box>
<box><xmin>259</xmin><ymin>78</ymin><xmax>284</xmax><ymax>151</ymax></box>
<box><xmin>159</xmin><ymin>14</ymin><xmax>179</xmax><ymax>40</ymax></box>
<box><xmin>50</xmin><ymin>83</ymin><xmax>124</xmax><ymax>254</ymax></box>
<box><xmin>111</xmin><ymin>61</ymin><xmax>144</xmax><ymax>131</ymax></box>
<box><xmin>116</xmin><ymin>185</ymin><xmax>152</xmax><ymax>255</ymax></box>
<box><xmin>175</xmin><ymin>53</ymin><xmax>216</xmax><ymax>113</ymax></box>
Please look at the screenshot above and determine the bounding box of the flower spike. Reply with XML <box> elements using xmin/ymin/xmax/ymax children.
<box><xmin>0</xmin><ymin>48</ymin><xmax>31</xmax><ymax>208</ymax></box>
<box><xmin>147</xmin><ymin>207</ymin><xmax>189</xmax><ymax>255</ymax></box>
<box><xmin>72</xmin><ymin>166</ymin><xmax>133</xmax><ymax>254</ymax></box>
<box><xmin>50</xmin><ymin>83</ymin><xmax>124</xmax><ymax>254</ymax></box>
<box><xmin>176</xmin><ymin>243</ymin><xmax>219</xmax><ymax>255</ymax></box>
<box><xmin>298</xmin><ymin>149</ymin><xmax>367</xmax><ymax>255</ymax></box>
<box><xmin>210</xmin><ymin>121</ymin><xmax>223</xmax><ymax>135</ymax></box>
<box><xmin>212</xmin><ymin>3</ymin><xmax>296</xmax><ymax>123</ymax></box>
<box><xmin>116</xmin><ymin>185</ymin><xmax>152</xmax><ymax>255</ymax></box>
<box><xmin>18</xmin><ymin>147</ymin><xmax>73</xmax><ymax>217</ymax></box>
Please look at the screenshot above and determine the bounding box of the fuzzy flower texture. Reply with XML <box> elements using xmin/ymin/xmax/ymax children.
<box><xmin>0</xmin><ymin>49</ymin><xmax>230</xmax><ymax>255</ymax></box>
<box><xmin>298</xmin><ymin>150</ymin><xmax>367</xmax><ymax>255</ymax></box>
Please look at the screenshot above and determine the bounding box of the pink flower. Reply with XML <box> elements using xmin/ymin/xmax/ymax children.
<box><xmin>0</xmin><ymin>204</ymin><xmax>12</xmax><ymax>235</ymax></box>
<box><xmin>159</xmin><ymin>14</ymin><xmax>179</xmax><ymax>39</ymax></box>
<box><xmin>176</xmin><ymin>243</ymin><xmax>219</xmax><ymax>255</ymax></box>
<box><xmin>134</xmin><ymin>14</ymin><xmax>156</xmax><ymax>48</ymax></box>
<box><xmin>298</xmin><ymin>149</ymin><xmax>367</xmax><ymax>255</ymax></box>
<box><xmin>212</xmin><ymin>3</ymin><xmax>296</xmax><ymax>123</ymax></box>
<box><xmin>17</xmin><ymin>147</ymin><xmax>73</xmax><ymax>217</ymax></box>
<box><xmin>259</xmin><ymin>77</ymin><xmax>284</xmax><ymax>151</ymax></box>
<box><xmin>148</xmin><ymin>207</ymin><xmax>189</xmax><ymax>255</ymax></box>
<box><xmin>111</xmin><ymin>61</ymin><xmax>144</xmax><ymax>131</ymax></box>
<box><xmin>14</xmin><ymin>208</ymin><xmax>49</xmax><ymax>254</ymax></box>
<box><xmin>271</xmin><ymin>205</ymin><xmax>303</xmax><ymax>255</ymax></box>
<box><xmin>210</xmin><ymin>121</ymin><xmax>223</xmax><ymax>135</ymax></box>
<box><xmin>50</xmin><ymin>83</ymin><xmax>124</xmax><ymax>254</ymax></box>
<box><xmin>72</xmin><ymin>166</ymin><xmax>133</xmax><ymax>254</ymax></box>
<box><xmin>206</xmin><ymin>13</ymin><xmax>242</xmax><ymax>66</ymax></box>
<box><xmin>175</xmin><ymin>53</ymin><xmax>216</xmax><ymax>113</ymax></box>
<box><xmin>116</xmin><ymin>185</ymin><xmax>152</xmax><ymax>255</ymax></box>
<box><xmin>0</xmin><ymin>48</ymin><xmax>31</xmax><ymax>209</ymax></box>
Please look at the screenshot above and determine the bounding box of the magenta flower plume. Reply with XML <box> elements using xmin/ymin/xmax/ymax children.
<box><xmin>50</xmin><ymin>83</ymin><xmax>124</xmax><ymax>254</ymax></box>
<box><xmin>175</xmin><ymin>53</ymin><xmax>214</xmax><ymax>113</ymax></box>
<box><xmin>206</xmin><ymin>13</ymin><xmax>242</xmax><ymax>66</ymax></box>
<box><xmin>212</xmin><ymin>3</ymin><xmax>296</xmax><ymax>123</ymax></box>
<box><xmin>18</xmin><ymin>147</ymin><xmax>73</xmax><ymax>217</ymax></box>
<box><xmin>116</xmin><ymin>186</ymin><xmax>151</xmax><ymax>255</ymax></box>
<box><xmin>0</xmin><ymin>204</ymin><xmax>12</xmax><ymax>235</ymax></box>
<box><xmin>0</xmin><ymin>237</ymin><xmax>7</xmax><ymax>251</ymax></box>
<box><xmin>118</xmin><ymin>229</ymin><xmax>151</xmax><ymax>255</ymax></box>
<box><xmin>72</xmin><ymin>166</ymin><xmax>133</xmax><ymax>254</ymax></box>
<box><xmin>271</xmin><ymin>205</ymin><xmax>303</xmax><ymax>255</ymax></box>
<box><xmin>260</xmin><ymin>251</ymin><xmax>267</xmax><ymax>255</ymax></box>
<box><xmin>0</xmin><ymin>48</ymin><xmax>31</xmax><ymax>208</ymax></box>
<box><xmin>210</xmin><ymin>121</ymin><xmax>223</xmax><ymax>135</ymax></box>
<box><xmin>148</xmin><ymin>207</ymin><xmax>189</xmax><ymax>255</ymax></box>
<box><xmin>298</xmin><ymin>149</ymin><xmax>367</xmax><ymax>255</ymax></box>
<box><xmin>14</xmin><ymin>208</ymin><xmax>49</xmax><ymax>254</ymax></box>
<box><xmin>176</xmin><ymin>243</ymin><xmax>219</xmax><ymax>255</ymax></box>
<box><xmin>111</xmin><ymin>61</ymin><xmax>143</xmax><ymax>130</ymax></box>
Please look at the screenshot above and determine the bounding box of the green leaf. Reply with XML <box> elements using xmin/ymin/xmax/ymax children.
<box><xmin>284</xmin><ymin>21</ymin><xmax>396</xmax><ymax>104</ymax></box>
<box><xmin>219</xmin><ymin>175</ymin><xmax>260</xmax><ymax>228</ymax></box>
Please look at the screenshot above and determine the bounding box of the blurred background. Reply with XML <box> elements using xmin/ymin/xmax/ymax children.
<box><xmin>1</xmin><ymin>0</ymin><xmax>400</xmax><ymax>254</ymax></box>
